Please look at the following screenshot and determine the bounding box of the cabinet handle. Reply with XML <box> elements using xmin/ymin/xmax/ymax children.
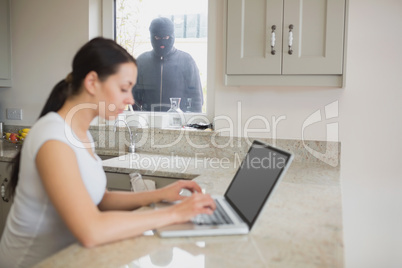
<box><xmin>1</xmin><ymin>178</ymin><xmax>9</xmax><ymax>202</ymax></box>
<box><xmin>288</xmin><ymin>24</ymin><xmax>294</xmax><ymax>55</ymax></box>
<box><xmin>270</xmin><ymin>25</ymin><xmax>276</xmax><ymax>55</ymax></box>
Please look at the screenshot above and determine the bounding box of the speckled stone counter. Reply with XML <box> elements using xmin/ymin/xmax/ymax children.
<box><xmin>1</xmin><ymin>126</ymin><xmax>343</xmax><ymax>267</ymax></box>
<box><xmin>92</xmin><ymin>125</ymin><xmax>340</xmax><ymax>167</ymax></box>
<box><xmin>34</xmin><ymin>152</ymin><xmax>343</xmax><ymax>268</ymax></box>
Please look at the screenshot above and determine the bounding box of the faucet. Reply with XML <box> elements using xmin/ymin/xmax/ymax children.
<box><xmin>113</xmin><ymin>119</ymin><xmax>135</xmax><ymax>153</ymax></box>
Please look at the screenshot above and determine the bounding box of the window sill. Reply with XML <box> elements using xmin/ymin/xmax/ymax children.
<box><xmin>90</xmin><ymin>114</ymin><xmax>214</xmax><ymax>137</ymax></box>
<box><xmin>91</xmin><ymin>111</ymin><xmax>212</xmax><ymax>131</ymax></box>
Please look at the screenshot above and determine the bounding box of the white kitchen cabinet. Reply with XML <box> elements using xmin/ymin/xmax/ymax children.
<box><xmin>0</xmin><ymin>0</ymin><xmax>12</xmax><ymax>87</ymax></box>
<box><xmin>0</xmin><ymin>161</ymin><xmax>12</xmax><ymax>237</ymax></box>
<box><xmin>226</xmin><ymin>0</ymin><xmax>347</xmax><ymax>86</ymax></box>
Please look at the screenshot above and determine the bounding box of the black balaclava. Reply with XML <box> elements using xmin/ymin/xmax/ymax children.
<box><xmin>149</xmin><ymin>17</ymin><xmax>175</xmax><ymax>57</ymax></box>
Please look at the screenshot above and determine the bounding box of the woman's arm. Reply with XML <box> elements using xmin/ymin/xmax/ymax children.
<box><xmin>36</xmin><ymin>140</ymin><xmax>215</xmax><ymax>248</ymax></box>
<box><xmin>97</xmin><ymin>190</ymin><xmax>162</xmax><ymax>211</ymax></box>
<box><xmin>98</xmin><ymin>180</ymin><xmax>204</xmax><ymax>211</ymax></box>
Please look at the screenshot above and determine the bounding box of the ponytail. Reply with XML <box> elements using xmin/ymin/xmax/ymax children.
<box><xmin>39</xmin><ymin>79</ymin><xmax>71</xmax><ymax>118</ymax></box>
<box><xmin>7</xmin><ymin>37</ymin><xmax>136</xmax><ymax>200</ymax></box>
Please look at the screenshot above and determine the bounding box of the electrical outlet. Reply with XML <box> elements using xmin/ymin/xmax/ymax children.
<box><xmin>6</xmin><ymin>108</ymin><xmax>23</xmax><ymax>120</ymax></box>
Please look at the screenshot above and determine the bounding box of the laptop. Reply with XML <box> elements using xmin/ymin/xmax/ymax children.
<box><xmin>155</xmin><ymin>140</ymin><xmax>294</xmax><ymax>237</ymax></box>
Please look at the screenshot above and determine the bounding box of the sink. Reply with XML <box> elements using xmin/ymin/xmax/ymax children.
<box><xmin>100</xmin><ymin>152</ymin><xmax>199</xmax><ymax>190</ymax></box>
<box><xmin>105</xmin><ymin>172</ymin><xmax>197</xmax><ymax>191</ymax></box>
<box><xmin>98</xmin><ymin>154</ymin><xmax>118</xmax><ymax>160</ymax></box>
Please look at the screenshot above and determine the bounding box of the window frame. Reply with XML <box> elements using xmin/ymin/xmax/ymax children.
<box><xmin>101</xmin><ymin>0</ymin><xmax>215</xmax><ymax>128</ymax></box>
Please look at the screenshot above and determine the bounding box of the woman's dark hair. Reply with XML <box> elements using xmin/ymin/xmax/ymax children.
<box><xmin>7</xmin><ymin>37</ymin><xmax>136</xmax><ymax>199</ymax></box>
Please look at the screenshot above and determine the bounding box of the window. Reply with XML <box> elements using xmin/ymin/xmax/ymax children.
<box><xmin>114</xmin><ymin>0</ymin><xmax>208</xmax><ymax>114</ymax></box>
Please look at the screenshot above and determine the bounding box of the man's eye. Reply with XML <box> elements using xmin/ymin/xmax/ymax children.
<box><xmin>121</xmin><ymin>88</ymin><xmax>128</xmax><ymax>92</ymax></box>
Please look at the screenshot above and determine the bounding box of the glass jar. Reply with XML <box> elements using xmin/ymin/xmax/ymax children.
<box><xmin>167</xmin><ymin>98</ymin><xmax>184</xmax><ymax>128</ymax></box>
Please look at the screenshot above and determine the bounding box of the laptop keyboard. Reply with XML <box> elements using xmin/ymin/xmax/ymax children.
<box><xmin>192</xmin><ymin>200</ymin><xmax>234</xmax><ymax>225</ymax></box>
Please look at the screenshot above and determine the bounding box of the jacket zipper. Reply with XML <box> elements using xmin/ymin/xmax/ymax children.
<box><xmin>159</xmin><ymin>56</ymin><xmax>163</xmax><ymax>111</ymax></box>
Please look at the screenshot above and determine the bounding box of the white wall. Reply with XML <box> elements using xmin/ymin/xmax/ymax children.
<box><xmin>340</xmin><ymin>0</ymin><xmax>402</xmax><ymax>267</ymax></box>
<box><xmin>0</xmin><ymin>0</ymin><xmax>89</xmax><ymax>124</ymax></box>
<box><xmin>0</xmin><ymin>0</ymin><xmax>401</xmax><ymax>267</ymax></box>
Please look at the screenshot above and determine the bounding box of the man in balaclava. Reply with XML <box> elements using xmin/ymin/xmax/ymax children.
<box><xmin>132</xmin><ymin>17</ymin><xmax>203</xmax><ymax>112</ymax></box>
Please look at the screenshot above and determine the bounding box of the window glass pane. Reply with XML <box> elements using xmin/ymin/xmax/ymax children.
<box><xmin>115</xmin><ymin>0</ymin><xmax>208</xmax><ymax>113</ymax></box>
<box><xmin>172</xmin><ymin>15</ymin><xmax>185</xmax><ymax>38</ymax></box>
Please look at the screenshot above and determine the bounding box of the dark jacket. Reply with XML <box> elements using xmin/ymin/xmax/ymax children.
<box><xmin>132</xmin><ymin>48</ymin><xmax>203</xmax><ymax>112</ymax></box>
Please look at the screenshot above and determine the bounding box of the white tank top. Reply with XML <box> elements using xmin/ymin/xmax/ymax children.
<box><xmin>0</xmin><ymin>112</ymin><xmax>106</xmax><ymax>268</ymax></box>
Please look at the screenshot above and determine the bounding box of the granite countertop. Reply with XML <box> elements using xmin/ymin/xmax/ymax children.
<box><xmin>35</xmin><ymin>152</ymin><xmax>343</xmax><ymax>268</ymax></box>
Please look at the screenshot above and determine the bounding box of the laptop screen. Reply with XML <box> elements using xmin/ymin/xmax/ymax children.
<box><xmin>225</xmin><ymin>141</ymin><xmax>292</xmax><ymax>228</ymax></box>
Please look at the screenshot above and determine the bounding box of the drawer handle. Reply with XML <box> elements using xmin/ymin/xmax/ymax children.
<box><xmin>270</xmin><ymin>25</ymin><xmax>276</xmax><ymax>55</ymax></box>
<box><xmin>1</xmin><ymin>178</ymin><xmax>9</xmax><ymax>202</ymax></box>
<box><xmin>288</xmin><ymin>24</ymin><xmax>294</xmax><ymax>55</ymax></box>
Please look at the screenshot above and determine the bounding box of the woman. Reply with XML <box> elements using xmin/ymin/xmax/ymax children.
<box><xmin>0</xmin><ymin>37</ymin><xmax>215</xmax><ymax>268</ymax></box>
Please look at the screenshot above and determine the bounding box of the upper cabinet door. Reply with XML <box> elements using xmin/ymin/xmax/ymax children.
<box><xmin>0</xmin><ymin>0</ymin><xmax>12</xmax><ymax>87</ymax></box>
<box><xmin>282</xmin><ymin>0</ymin><xmax>346</xmax><ymax>74</ymax></box>
<box><xmin>226</xmin><ymin>0</ymin><xmax>283</xmax><ymax>75</ymax></box>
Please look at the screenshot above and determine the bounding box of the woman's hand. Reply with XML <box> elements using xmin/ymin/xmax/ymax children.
<box><xmin>158</xmin><ymin>180</ymin><xmax>203</xmax><ymax>203</ymax></box>
<box><xmin>169</xmin><ymin>193</ymin><xmax>216</xmax><ymax>223</ymax></box>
